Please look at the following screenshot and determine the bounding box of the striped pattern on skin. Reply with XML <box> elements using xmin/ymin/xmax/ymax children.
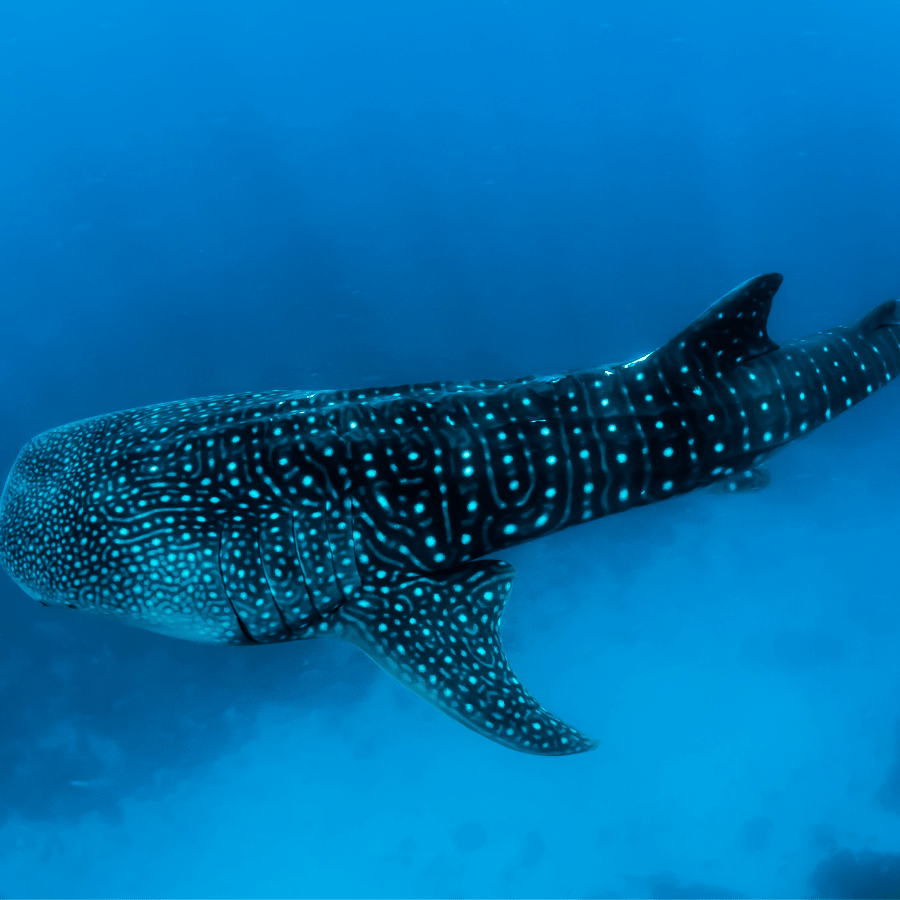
<box><xmin>1</xmin><ymin>274</ymin><xmax>898</xmax><ymax>754</ymax></box>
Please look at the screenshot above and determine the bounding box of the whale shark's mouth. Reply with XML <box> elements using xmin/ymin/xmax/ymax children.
<box><xmin>0</xmin><ymin>464</ymin><xmax>41</xmax><ymax>600</ymax></box>
<box><xmin>0</xmin><ymin>416</ymin><xmax>111</xmax><ymax>608</ymax></box>
<box><xmin>14</xmin><ymin>579</ymin><xmax>41</xmax><ymax>602</ymax></box>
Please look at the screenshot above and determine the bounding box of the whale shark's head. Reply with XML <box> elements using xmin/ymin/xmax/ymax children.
<box><xmin>0</xmin><ymin>418</ymin><xmax>106</xmax><ymax>607</ymax></box>
<box><xmin>0</xmin><ymin>407</ymin><xmax>258</xmax><ymax>644</ymax></box>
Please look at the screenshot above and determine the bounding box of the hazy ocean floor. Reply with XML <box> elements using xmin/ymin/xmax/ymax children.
<box><xmin>2</xmin><ymin>422</ymin><xmax>900</xmax><ymax>898</ymax></box>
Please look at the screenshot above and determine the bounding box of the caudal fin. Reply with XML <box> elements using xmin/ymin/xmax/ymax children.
<box><xmin>338</xmin><ymin>560</ymin><xmax>597</xmax><ymax>755</ymax></box>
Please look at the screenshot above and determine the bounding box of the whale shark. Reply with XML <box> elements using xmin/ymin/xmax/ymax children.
<box><xmin>1</xmin><ymin>273</ymin><xmax>898</xmax><ymax>755</ymax></box>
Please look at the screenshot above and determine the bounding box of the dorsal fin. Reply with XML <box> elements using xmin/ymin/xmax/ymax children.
<box><xmin>854</xmin><ymin>298</ymin><xmax>900</xmax><ymax>334</ymax></box>
<box><xmin>337</xmin><ymin>560</ymin><xmax>597</xmax><ymax>755</ymax></box>
<box><xmin>653</xmin><ymin>273</ymin><xmax>783</xmax><ymax>370</ymax></box>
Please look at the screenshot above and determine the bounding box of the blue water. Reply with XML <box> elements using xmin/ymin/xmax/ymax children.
<box><xmin>2</xmin><ymin>2</ymin><xmax>900</xmax><ymax>897</ymax></box>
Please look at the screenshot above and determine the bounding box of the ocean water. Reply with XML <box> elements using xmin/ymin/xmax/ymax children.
<box><xmin>1</xmin><ymin>2</ymin><xmax>900</xmax><ymax>897</ymax></box>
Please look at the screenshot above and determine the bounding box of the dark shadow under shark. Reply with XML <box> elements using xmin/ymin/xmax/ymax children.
<box><xmin>1</xmin><ymin>274</ymin><xmax>898</xmax><ymax>754</ymax></box>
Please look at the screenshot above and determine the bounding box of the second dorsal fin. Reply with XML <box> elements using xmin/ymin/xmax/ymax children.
<box><xmin>654</xmin><ymin>273</ymin><xmax>783</xmax><ymax>370</ymax></box>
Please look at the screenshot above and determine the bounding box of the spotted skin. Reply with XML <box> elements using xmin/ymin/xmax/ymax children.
<box><xmin>1</xmin><ymin>274</ymin><xmax>899</xmax><ymax>754</ymax></box>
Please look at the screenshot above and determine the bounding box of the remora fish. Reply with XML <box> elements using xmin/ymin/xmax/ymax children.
<box><xmin>1</xmin><ymin>274</ymin><xmax>897</xmax><ymax>755</ymax></box>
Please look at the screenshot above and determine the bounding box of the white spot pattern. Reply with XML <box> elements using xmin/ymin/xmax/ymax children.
<box><xmin>3</xmin><ymin>274</ymin><xmax>899</xmax><ymax>755</ymax></box>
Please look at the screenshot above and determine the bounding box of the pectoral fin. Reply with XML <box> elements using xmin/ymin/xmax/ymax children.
<box><xmin>338</xmin><ymin>560</ymin><xmax>596</xmax><ymax>756</ymax></box>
